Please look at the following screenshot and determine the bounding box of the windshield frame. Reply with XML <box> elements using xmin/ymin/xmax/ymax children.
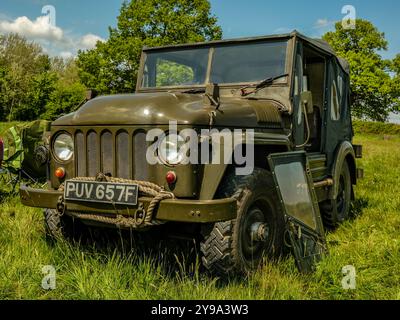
<box><xmin>137</xmin><ymin>37</ymin><xmax>293</xmax><ymax>92</ymax></box>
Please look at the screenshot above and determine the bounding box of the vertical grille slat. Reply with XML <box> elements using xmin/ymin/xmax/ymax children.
<box><xmin>75</xmin><ymin>131</ymin><xmax>86</xmax><ymax>177</ymax></box>
<box><xmin>87</xmin><ymin>131</ymin><xmax>99</xmax><ymax>177</ymax></box>
<box><xmin>101</xmin><ymin>131</ymin><xmax>113</xmax><ymax>176</ymax></box>
<box><xmin>128</xmin><ymin>130</ymin><xmax>134</xmax><ymax>180</ymax></box>
<box><xmin>134</xmin><ymin>131</ymin><xmax>148</xmax><ymax>181</ymax></box>
<box><xmin>116</xmin><ymin>131</ymin><xmax>130</xmax><ymax>179</ymax></box>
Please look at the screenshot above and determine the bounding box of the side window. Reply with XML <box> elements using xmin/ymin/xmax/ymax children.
<box><xmin>331</xmin><ymin>79</ymin><xmax>340</xmax><ymax>121</ymax></box>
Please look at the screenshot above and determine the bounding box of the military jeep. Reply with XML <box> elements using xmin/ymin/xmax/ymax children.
<box><xmin>20</xmin><ymin>31</ymin><xmax>362</xmax><ymax>275</ymax></box>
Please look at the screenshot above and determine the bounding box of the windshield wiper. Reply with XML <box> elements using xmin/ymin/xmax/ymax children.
<box><xmin>239</xmin><ymin>73</ymin><xmax>289</xmax><ymax>97</ymax></box>
<box><xmin>181</xmin><ymin>88</ymin><xmax>206</xmax><ymax>94</ymax></box>
<box><xmin>181</xmin><ymin>73</ymin><xmax>288</xmax><ymax>96</ymax></box>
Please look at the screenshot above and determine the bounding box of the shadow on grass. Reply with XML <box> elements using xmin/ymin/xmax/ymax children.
<box><xmin>46</xmin><ymin>221</ymin><xmax>290</xmax><ymax>287</ymax></box>
<box><xmin>47</xmin><ymin>221</ymin><xmax>204</xmax><ymax>280</ymax></box>
<box><xmin>350</xmin><ymin>197</ymin><xmax>369</xmax><ymax>220</ymax></box>
<box><xmin>39</xmin><ymin>196</ymin><xmax>368</xmax><ymax>288</ymax></box>
<box><xmin>62</xmin><ymin>198</ymin><xmax>368</xmax><ymax>282</ymax></box>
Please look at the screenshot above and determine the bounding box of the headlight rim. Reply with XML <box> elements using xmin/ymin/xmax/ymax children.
<box><xmin>157</xmin><ymin>132</ymin><xmax>186</xmax><ymax>166</ymax></box>
<box><xmin>52</xmin><ymin>132</ymin><xmax>74</xmax><ymax>163</ymax></box>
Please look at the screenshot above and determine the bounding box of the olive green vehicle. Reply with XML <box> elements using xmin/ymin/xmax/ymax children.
<box><xmin>20</xmin><ymin>31</ymin><xmax>363</xmax><ymax>275</ymax></box>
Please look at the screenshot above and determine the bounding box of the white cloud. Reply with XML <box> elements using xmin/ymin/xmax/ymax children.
<box><xmin>0</xmin><ymin>15</ymin><xmax>63</xmax><ymax>41</ymax></box>
<box><xmin>310</xmin><ymin>18</ymin><xmax>336</xmax><ymax>37</ymax></box>
<box><xmin>0</xmin><ymin>15</ymin><xmax>106</xmax><ymax>57</ymax></box>
<box><xmin>59</xmin><ymin>51</ymin><xmax>75</xmax><ymax>59</ymax></box>
<box><xmin>79</xmin><ymin>34</ymin><xmax>105</xmax><ymax>50</ymax></box>
<box><xmin>314</xmin><ymin>18</ymin><xmax>334</xmax><ymax>29</ymax></box>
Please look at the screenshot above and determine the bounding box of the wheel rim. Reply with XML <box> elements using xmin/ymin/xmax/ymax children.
<box><xmin>240</xmin><ymin>200</ymin><xmax>274</xmax><ymax>263</ymax></box>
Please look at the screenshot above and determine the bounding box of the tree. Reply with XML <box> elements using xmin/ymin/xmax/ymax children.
<box><xmin>323</xmin><ymin>19</ymin><xmax>400</xmax><ymax>121</ymax></box>
<box><xmin>77</xmin><ymin>0</ymin><xmax>222</xmax><ymax>94</ymax></box>
<box><xmin>0</xmin><ymin>65</ymin><xmax>8</xmax><ymax>120</ymax></box>
<box><xmin>393</xmin><ymin>54</ymin><xmax>400</xmax><ymax>77</ymax></box>
<box><xmin>13</xmin><ymin>72</ymin><xmax>58</xmax><ymax>121</ymax></box>
<box><xmin>391</xmin><ymin>54</ymin><xmax>400</xmax><ymax>110</ymax></box>
<box><xmin>42</xmin><ymin>81</ymin><xmax>86</xmax><ymax>121</ymax></box>
<box><xmin>42</xmin><ymin>57</ymin><xmax>86</xmax><ymax>120</ymax></box>
<box><xmin>0</xmin><ymin>33</ymin><xmax>87</xmax><ymax>121</ymax></box>
<box><xmin>50</xmin><ymin>57</ymin><xmax>81</xmax><ymax>86</ymax></box>
<box><xmin>0</xmin><ymin>33</ymin><xmax>54</xmax><ymax>121</ymax></box>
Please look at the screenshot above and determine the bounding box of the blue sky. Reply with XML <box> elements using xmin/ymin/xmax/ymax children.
<box><xmin>212</xmin><ymin>0</ymin><xmax>400</xmax><ymax>59</ymax></box>
<box><xmin>0</xmin><ymin>0</ymin><xmax>399</xmax><ymax>59</ymax></box>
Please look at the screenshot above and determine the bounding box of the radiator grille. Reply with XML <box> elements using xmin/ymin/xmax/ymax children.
<box><xmin>74</xmin><ymin>129</ymin><xmax>149</xmax><ymax>180</ymax></box>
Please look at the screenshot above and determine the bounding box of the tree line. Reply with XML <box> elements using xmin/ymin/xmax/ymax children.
<box><xmin>0</xmin><ymin>34</ymin><xmax>86</xmax><ymax>122</ymax></box>
<box><xmin>0</xmin><ymin>0</ymin><xmax>399</xmax><ymax>122</ymax></box>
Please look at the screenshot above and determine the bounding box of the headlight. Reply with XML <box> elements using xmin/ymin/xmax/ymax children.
<box><xmin>158</xmin><ymin>133</ymin><xmax>186</xmax><ymax>165</ymax></box>
<box><xmin>53</xmin><ymin>133</ymin><xmax>74</xmax><ymax>161</ymax></box>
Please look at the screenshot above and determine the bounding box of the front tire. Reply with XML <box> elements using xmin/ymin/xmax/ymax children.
<box><xmin>200</xmin><ymin>168</ymin><xmax>286</xmax><ymax>276</ymax></box>
<box><xmin>44</xmin><ymin>209</ymin><xmax>81</xmax><ymax>240</ymax></box>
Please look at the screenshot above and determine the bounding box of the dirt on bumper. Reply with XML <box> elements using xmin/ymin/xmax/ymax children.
<box><xmin>20</xmin><ymin>185</ymin><xmax>237</xmax><ymax>223</ymax></box>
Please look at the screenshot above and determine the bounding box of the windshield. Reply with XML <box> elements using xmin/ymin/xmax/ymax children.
<box><xmin>142</xmin><ymin>48</ymin><xmax>209</xmax><ymax>88</ymax></box>
<box><xmin>141</xmin><ymin>40</ymin><xmax>288</xmax><ymax>88</ymax></box>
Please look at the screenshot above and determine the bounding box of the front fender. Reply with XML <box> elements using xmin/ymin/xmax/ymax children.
<box><xmin>198</xmin><ymin>132</ymin><xmax>290</xmax><ymax>200</ymax></box>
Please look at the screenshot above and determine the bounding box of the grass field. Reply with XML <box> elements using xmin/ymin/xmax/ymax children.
<box><xmin>0</xmin><ymin>121</ymin><xmax>399</xmax><ymax>300</ymax></box>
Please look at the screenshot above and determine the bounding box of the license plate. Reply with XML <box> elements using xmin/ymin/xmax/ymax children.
<box><xmin>64</xmin><ymin>181</ymin><xmax>139</xmax><ymax>206</ymax></box>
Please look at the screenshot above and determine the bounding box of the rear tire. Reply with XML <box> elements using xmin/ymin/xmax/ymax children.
<box><xmin>200</xmin><ymin>168</ymin><xmax>286</xmax><ymax>276</ymax></box>
<box><xmin>320</xmin><ymin>161</ymin><xmax>352</xmax><ymax>229</ymax></box>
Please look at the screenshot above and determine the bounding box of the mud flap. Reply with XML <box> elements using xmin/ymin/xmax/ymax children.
<box><xmin>268</xmin><ymin>151</ymin><xmax>328</xmax><ymax>273</ymax></box>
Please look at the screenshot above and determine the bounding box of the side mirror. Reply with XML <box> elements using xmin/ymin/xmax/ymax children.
<box><xmin>300</xmin><ymin>91</ymin><xmax>314</xmax><ymax>114</ymax></box>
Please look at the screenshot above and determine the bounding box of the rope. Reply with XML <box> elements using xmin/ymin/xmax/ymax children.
<box><xmin>58</xmin><ymin>173</ymin><xmax>175</xmax><ymax>229</ymax></box>
<box><xmin>67</xmin><ymin>212</ymin><xmax>166</xmax><ymax>229</ymax></box>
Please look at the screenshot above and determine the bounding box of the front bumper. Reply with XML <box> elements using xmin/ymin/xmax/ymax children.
<box><xmin>20</xmin><ymin>185</ymin><xmax>237</xmax><ymax>223</ymax></box>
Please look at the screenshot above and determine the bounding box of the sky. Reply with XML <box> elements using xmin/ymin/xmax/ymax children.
<box><xmin>0</xmin><ymin>0</ymin><xmax>399</xmax><ymax>122</ymax></box>
<box><xmin>212</xmin><ymin>0</ymin><xmax>400</xmax><ymax>60</ymax></box>
<box><xmin>0</xmin><ymin>0</ymin><xmax>399</xmax><ymax>58</ymax></box>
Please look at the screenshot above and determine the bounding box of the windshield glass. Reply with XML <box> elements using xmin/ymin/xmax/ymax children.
<box><xmin>211</xmin><ymin>41</ymin><xmax>287</xmax><ymax>83</ymax></box>
<box><xmin>141</xmin><ymin>40</ymin><xmax>288</xmax><ymax>88</ymax></box>
<box><xmin>142</xmin><ymin>48</ymin><xmax>209</xmax><ymax>88</ymax></box>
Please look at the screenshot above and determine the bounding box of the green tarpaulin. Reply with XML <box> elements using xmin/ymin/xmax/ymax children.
<box><xmin>1</xmin><ymin>120</ymin><xmax>51</xmax><ymax>179</ymax></box>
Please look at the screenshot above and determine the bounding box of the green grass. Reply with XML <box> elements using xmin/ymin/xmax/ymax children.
<box><xmin>353</xmin><ymin>119</ymin><xmax>400</xmax><ymax>136</ymax></box>
<box><xmin>0</xmin><ymin>123</ymin><xmax>399</xmax><ymax>300</ymax></box>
